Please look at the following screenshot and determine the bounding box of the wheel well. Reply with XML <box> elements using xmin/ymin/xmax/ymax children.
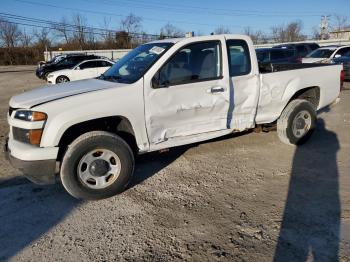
<box><xmin>57</xmin><ymin>116</ymin><xmax>137</xmax><ymax>161</ymax></box>
<box><xmin>289</xmin><ymin>86</ymin><xmax>320</xmax><ymax>109</ymax></box>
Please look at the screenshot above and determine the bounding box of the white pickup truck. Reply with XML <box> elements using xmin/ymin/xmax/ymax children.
<box><xmin>4</xmin><ymin>35</ymin><xmax>343</xmax><ymax>200</ymax></box>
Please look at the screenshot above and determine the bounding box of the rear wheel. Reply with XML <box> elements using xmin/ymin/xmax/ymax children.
<box><xmin>60</xmin><ymin>131</ymin><xmax>134</xmax><ymax>200</ymax></box>
<box><xmin>277</xmin><ymin>99</ymin><xmax>316</xmax><ymax>145</ymax></box>
<box><xmin>56</xmin><ymin>75</ymin><xmax>70</xmax><ymax>84</ymax></box>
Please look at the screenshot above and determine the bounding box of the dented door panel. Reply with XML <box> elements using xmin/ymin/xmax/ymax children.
<box><xmin>146</xmin><ymin>79</ymin><xmax>230</xmax><ymax>144</ymax></box>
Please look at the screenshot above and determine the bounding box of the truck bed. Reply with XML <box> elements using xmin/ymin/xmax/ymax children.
<box><xmin>256</xmin><ymin>63</ymin><xmax>342</xmax><ymax>124</ymax></box>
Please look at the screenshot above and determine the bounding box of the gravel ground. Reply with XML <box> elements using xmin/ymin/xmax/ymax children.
<box><xmin>1</xmin><ymin>66</ymin><xmax>350</xmax><ymax>261</ymax></box>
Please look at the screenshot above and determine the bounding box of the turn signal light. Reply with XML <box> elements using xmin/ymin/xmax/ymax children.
<box><xmin>32</xmin><ymin>112</ymin><xmax>47</xmax><ymax>121</ymax></box>
<box><xmin>29</xmin><ymin>129</ymin><xmax>43</xmax><ymax>145</ymax></box>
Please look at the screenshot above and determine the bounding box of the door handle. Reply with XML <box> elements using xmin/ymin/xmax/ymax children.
<box><xmin>208</xmin><ymin>86</ymin><xmax>226</xmax><ymax>93</ymax></box>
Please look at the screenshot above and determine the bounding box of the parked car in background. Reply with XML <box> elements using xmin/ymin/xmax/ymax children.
<box><xmin>38</xmin><ymin>53</ymin><xmax>82</xmax><ymax>68</ymax></box>
<box><xmin>46</xmin><ymin>59</ymin><xmax>114</xmax><ymax>84</ymax></box>
<box><xmin>303</xmin><ymin>45</ymin><xmax>350</xmax><ymax>63</ymax></box>
<box><xmin>256</xmin><ymin>48</ymin><xmax>301</xmax><ymax>64</ymax></box>
<box><xmin>36</xmin><ymin>54</ymin><xmax>103</xmax><ymax>80</ymax></box>
<box><xmin>332</xmin><ymin>54</ymin><xmax>350</xmax><ymax>81</ymax></box>
<box><xmin>273</xmin><ymin>42</ymin><xmax>320</xmax><ymax>58</ymax></box>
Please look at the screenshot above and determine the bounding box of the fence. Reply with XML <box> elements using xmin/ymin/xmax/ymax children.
<box><xmin>43</xmin><ymin>49</ymin><xmax>131</xmax><ymax>62</ymax></box>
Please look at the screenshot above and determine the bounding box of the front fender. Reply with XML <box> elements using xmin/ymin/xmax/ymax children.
<box><xmin>34</xmin><ymin>81</ymin><xmax>149</xmax><ymax>152</ymax></box>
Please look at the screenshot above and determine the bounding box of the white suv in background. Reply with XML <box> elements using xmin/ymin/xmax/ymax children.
<box><xmin>303</xmin><ymin>45</ymin><xmax>350</xmax><ymax>63</ymax></box>
<box><xmin>46</xmin><ymin>59</ymin><xmax>114</xmax><ymax>84</ymax></box>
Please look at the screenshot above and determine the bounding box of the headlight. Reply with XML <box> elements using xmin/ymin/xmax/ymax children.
<box><xmin>14</xmin><ymin>110</ymin><xmax>47</xmax><ymax>121</ymax></box>
<box><xmin>12</xmin><ymin>110</ymin><xmax>47</xmax><ymax>146</ymax></box>
<box><xmin>12</xmin><ymin>127</ymin><xmax>43</xmax><ymax>146</ymax></box>
<box><xmin>47</xmin><ymin>74</ymin><xmax>54</xmax><ymax>78</ymax></box>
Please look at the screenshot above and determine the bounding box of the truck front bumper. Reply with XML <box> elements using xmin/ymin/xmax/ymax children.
<box><xmin>4</xmin><ymin>137</ymin><xmax>58</xmax><ymax>185</ymax></box>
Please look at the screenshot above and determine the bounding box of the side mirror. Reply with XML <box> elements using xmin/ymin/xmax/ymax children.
<box><xmin>151</xmin><ymin>71</ymin><xmax>168</xmax><ymax>89</ymax></box>
<box><xmin>152</xmin><ymin>76</ymin><xmax>161</xmax><ymax>89</ymax></box>
<box><xmin>76</xmin><ymin>66</ymin><xmax>81</xmax><ymax>70</ymax></box>
<box><xmin>335</xmin><ymin>54</ymin><xmax>341</xmax><ymax>58</ymax></box>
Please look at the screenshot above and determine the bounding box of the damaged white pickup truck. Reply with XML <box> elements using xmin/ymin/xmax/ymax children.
<box><xmin>5</xmin><ymin>35</ymin><xmax>343</xmax><ymax>199</ymax></box>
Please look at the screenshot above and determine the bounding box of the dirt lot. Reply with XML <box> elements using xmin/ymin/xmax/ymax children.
<box><xmin>1</xmin><ymin>66</ymin><xmax>350</xmax><ymax>261</ymax></box>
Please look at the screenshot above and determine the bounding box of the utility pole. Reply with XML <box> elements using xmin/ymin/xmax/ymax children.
<box><xmin>320</xmin><ymin>15</ymin><xmax>330</xmax><ymax>40</ymax></box>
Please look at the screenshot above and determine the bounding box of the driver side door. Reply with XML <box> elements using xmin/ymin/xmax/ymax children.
<box><xmin>144</xmin><ymin>40</ymin><xmax>231</xmax><ymax>146</ymax></box>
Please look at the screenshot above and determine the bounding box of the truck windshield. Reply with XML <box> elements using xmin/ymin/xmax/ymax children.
<box><xmin>100</xmin><ymin>42</ymin><xmax>173</xmax><ymax>84</ymax></box>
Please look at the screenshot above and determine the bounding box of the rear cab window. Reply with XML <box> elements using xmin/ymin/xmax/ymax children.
<box><xmin>226</xmin><ymin>39</ymin><xmax>251</xmax><ymax>77</ymax></box>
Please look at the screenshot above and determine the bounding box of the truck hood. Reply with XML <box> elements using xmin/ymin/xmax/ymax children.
<box><xmin>10</xmin><ymin>79</ymin><xmax>126</xmax><ymax>109</ymax></box>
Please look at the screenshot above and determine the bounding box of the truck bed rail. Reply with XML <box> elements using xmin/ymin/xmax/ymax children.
<box><xmin>259</xmin><ymin>63</ymin><xmax>332</xmax><ymax>74</ymax></box>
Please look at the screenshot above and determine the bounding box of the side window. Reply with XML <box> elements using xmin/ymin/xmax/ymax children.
<box><xmin>284</xmin><ymin>50</ymin><xmax>295</xmax><ymax>58</ymax></box>
<box><xmin>343</xmin><ymin>50</ymin><xmax>350</xmax><ymax>57</ymax></box>
<box><xmin>79</xmin><ymin>61</ymin><xmax>97</xmax><ymax>69</ymax></box>
<box><xmin>95</xmin><ymin>60</ymin><xmax>111</xmax><ymax>67</ymax></box>
<box><xmin>256</xmin><ymin>51</ymin><xmax>269</xmax><ymax>63</ymax></box>
<box><xmin>296</xmin><ymin>45</ymin><xmax>308</xmax><ymax>56</ymax></box>
<box><xmin>155</xmin><ymin>41</ymin><xmax>221</xmax><ymax>87</ymax></box>
<box><xmin>271</xmin><ymin>50</ymin><xmax>284</xmax><ymax>60</ymax></box>
<box><xmin>227</xmin><ymin>40</ymin><xmax>251</xmax><ymax>77</ymax></box>
<box><xmin>336</xmin><ymin>47</ymin><xmax>350</xmax><ymax>56</ymax></box>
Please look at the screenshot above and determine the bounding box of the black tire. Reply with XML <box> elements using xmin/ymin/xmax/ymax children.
<box><xmin>56</xmin><ymin>75</ymin><xmax>70</xmax><ymax>84</ymax></box>
<box><xmin>60</xmin><ymin>131</ymin><xmax>134</xmax><ymax>200</ymax></box>
<box><xmin>277</xmin><ymin>99</ymin><xmax>316</xmax><ymax>145</ymax></box>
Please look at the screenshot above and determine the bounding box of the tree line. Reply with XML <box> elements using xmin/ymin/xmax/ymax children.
<box><xmin>0</xmin><ymin>13</ymin><xmax>348</xmax><ymax>65</ymax></box>
<box><xmin>0</xmin><ymin>13</ymin><xmax>186</xmax><ymax>65</ymax></box>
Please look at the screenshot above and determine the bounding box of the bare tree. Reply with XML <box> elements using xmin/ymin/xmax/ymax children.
<box><xmin>19</xmin><ymin>28</ymin><xmax>33</xmax><ymax>47</ymax></box>
<box><xmin>115</xmin><ymin>31</ymin><xmax>130</xmax><ymax>49</ymax></box>
<box><xmin>214</xmin><ymin>26</ymin><xmax>231</xmax><ymax>35</ymax></box>
<box><xmin>332</xmin><ymin>14</ymin><xmax>348</xmax><ymax>38</ymax></box>
<box><xmin>121</xmin><ymin>13</ymin><xmax>142</xmax><ymax>34</ymax></box>
<box><xmin>34</xmin><ymin>28</ymin><xmax>51</xmax><ymax>50</ymax></box>
<box><xmin>271</xmin><ymin>21</ymin><xmax>306</xmax><ymax>43</ymax></box>
<box><xmin>54</xmin><ymin>17</ymin><xmax>71</xmax><ymax>44</ymax></box>
<box><xmin>311</xmin><ymin>26</ymin><xmax>322</xmax><ymax>40</ymax></box>
<box><xmin>120</xmin><ymin>13</ymin><xmax>142</xmax><ymax>48</ymax></box>
<box><xmin>0</xmin><ymin>18</ymin><xmax>21</xmax><ymax>48</ymax></box>
<box><xmin>160</xmin><ymin>23</ymin><xmax>184</xmax><ymax>38</ymax></box>
<box><xmin>243</xmin><ymin>27</ymin><xmax>268</xmax><ymax>44</ymax></box>
<box><xmin>72</xmin><ymin>14</ymin><xmax>87</xmax><ymax>49</ymax></box>
<box><xmin>101</xmin><ymin>17</ymin><xmax>115</xmax><ymax>48</ymax></box>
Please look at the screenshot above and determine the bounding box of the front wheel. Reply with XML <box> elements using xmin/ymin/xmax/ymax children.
<box><xmin>277</xmin><ymin>99</ymin><xmax>317</xmax><ymax>145</ymax></box>
<box><xmin>56</xmin><ymin>75</ymin><xmax>70</xmax><ymax>84</ymax></box>
<box><xmin>60</xmin><ymin>131</ymin><xmax>134</xmax><ymax>200</ymax></box>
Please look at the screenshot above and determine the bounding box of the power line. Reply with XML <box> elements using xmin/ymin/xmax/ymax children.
<box><xmin>114</xmin><ymin>0</ymin><xmax>329</xmax><ymax>16</ymax></box>
<box><xmin>0</xmin><ymin>12</ymin><xmax>165</xmax><ymax>38</ymax></box>
<box><xmin>85</xmin><ymin>0</ymin><xmax>324</xmax><ymax>17</ymax></box>
<box><xmin>13</xmin><ymin>0</ymin><xmax>240</xmax><ymax>28</ymax></box>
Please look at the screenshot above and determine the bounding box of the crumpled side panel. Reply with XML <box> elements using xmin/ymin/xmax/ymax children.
<box><xmin>145</xmin><ymin>79</ymin><xmax>230</xmax><ymax>144</ymax></box>
<box><xmin>228</xmin><ymin>74</ymin><xmax>260</xmax><ymax>131</ymax></box>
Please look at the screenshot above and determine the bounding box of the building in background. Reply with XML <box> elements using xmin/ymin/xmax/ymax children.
<box><xmin>330</xmin><ymin>27</ymin><xmax>350</xmax><ymax>39</ymax></box>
